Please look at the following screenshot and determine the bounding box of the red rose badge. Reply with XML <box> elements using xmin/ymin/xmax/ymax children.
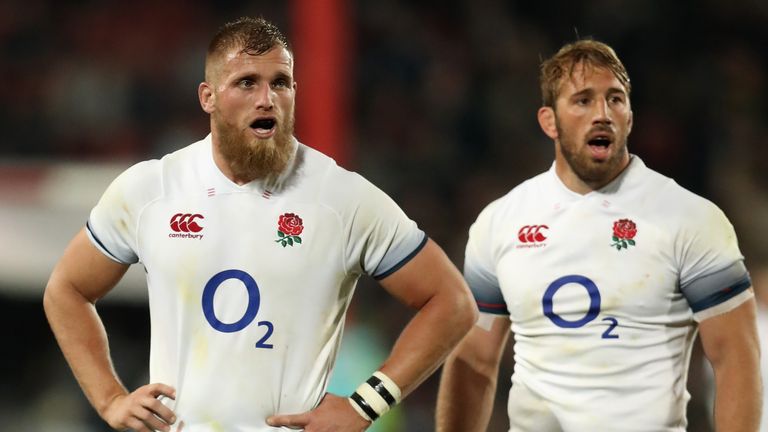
<box><xmin>275</xmin><ymin>213</ymin><xmax>304</xmax><ymax>247</ymax></box>
<box><xmin>611</xmin><ymin>218</ymin><xmax>637</xmax><ymax>250</ymax></box>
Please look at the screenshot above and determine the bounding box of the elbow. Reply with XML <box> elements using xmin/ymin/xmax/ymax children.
<box><xmin>453</xmin><ymin>282</ymin><xmax>479</xmax><ymax>335</ymax></box>
<box><xmin>427</xmin><ymin>278</ymin><xmax>478</xmax><ymax>345</ymax></box>
<box><xmin>42</xmin><ymin>280</ymin><xmax>57</xmax><ymax>317</ymax></box>
<box><xmin>43</xmin><ymin>275</ymin><xmax>89</xmax><ymax>319</ymax></box>
<box><xmin>463</xmin><ymin>296</ymin><xmax>480</xmax><ymax>334</ymax></box>
<box><xmin>43</xmin><ymin>278</ymin><xmax>66</xmax><ymax>321</ymax></box>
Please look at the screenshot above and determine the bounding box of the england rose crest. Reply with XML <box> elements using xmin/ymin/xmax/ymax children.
<box><xmin>275</xmin><ymin>213</ymin><xmax>304</xmax><ymax>247</ymax></box>
<box><xmin>611</xmin><ymin>218</ymin><xmax>637</xmax><ymax>250</ymax></box>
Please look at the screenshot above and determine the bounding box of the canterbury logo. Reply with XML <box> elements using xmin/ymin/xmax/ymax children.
<box><xmin>168</xmin><ymin>213</ymin><xmax>205</xmax><ymax>240</ymax></box>
<box><xmin>518</xmin><ymin>225</ymin><xmax>548</xmax><ymax>243</ymax></box>
<box><xmin>170</xmin><ymin>213</ymin><xmax>204</xmax><ymax>232</ymax></box>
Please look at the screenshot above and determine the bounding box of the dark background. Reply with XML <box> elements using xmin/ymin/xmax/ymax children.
<box><xmin>1</xmin><ymin>0</ymin><xmax>767</xmax><ymax>430</ymax></box>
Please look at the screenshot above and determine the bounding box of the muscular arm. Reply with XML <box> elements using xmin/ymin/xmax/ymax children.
<box><xmin>375</xmin><ymin>238</ymin><xmax>479</xmax><ymax>396</ymax></box>
<box><xmin>267</xmin><ymin>239</ymin><xmax>478</xmax><ymax>431</ymax></box>
<box><xmin>44</xmin><ymin>229</ymin><xmax>176</xmax><ymax>432</ymax></box>
<box><xmin>436</xmin><ymin>315</ymin><xmax>510</xmax><ymax>432</ymax></box>
<box><xmin>699</xmin><ymin>292</ymin><xmax>762</xmax><ymax>432</ymax></box>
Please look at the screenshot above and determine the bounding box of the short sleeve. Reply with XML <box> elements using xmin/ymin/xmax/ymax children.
<box><xmin>464</xmin><ymin>201</ymin><xmax>508</xmax><ymax>315</ymax></box>
<box><xmin>86</xmin><ymin>160</ymin><xmax>162</xmax><ymax>264</ymax></box>
<box><xmin>678</xmin><ymin>202</ymin><xmax>752</xmax><ymax>322</ymax></box>
<box><xmin>341</xmin><ymin>175</ymin><xmax>426</xmax><ymax>279</ymax></box>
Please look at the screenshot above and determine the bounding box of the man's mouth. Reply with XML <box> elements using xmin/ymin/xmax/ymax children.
<box><xmin>588</xmin><ymin>135</ymin><xmax>612</xmax><ymax>147</ymax></box>
<box><xmin>250</xmin><ymin>118</ymin><xmax>277</xmax><ymax>137</ymax></box>
<box><xmin>586</xmin><ymin>131</ymin><xmax>614</xmax><ymax>159</ymax></box>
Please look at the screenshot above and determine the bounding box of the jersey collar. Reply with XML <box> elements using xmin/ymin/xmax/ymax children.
<box><xmin>548</xmin><ymin>154</ymin><xmax>647</xmax><ymax>199</ymax></box>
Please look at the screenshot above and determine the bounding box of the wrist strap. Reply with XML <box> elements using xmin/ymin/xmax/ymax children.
<box><xmin>348</xmin><ymin>370</ymin><xmax>402</xmax><ymax>422</ymax></box>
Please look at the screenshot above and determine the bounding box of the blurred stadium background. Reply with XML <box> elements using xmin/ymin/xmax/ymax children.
<box><xmin>1</xmin><ymin>0</ymin><xmax>767</xmax><ymax>430</ymax></box>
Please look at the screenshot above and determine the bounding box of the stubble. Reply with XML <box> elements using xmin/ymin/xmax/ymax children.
<box><xmin>556</xmin><ymin>119</ymin><xmax>628</xmax><ymax>187</ymax></box>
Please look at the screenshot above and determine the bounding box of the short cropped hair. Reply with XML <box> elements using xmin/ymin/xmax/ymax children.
<box><xmin>539</xmin><ymin>39</ymin><xmax>631</xmax><ymax>108</ymax></box>
<box><xmin>206</xmin><ymin>16</ymin><xmax>291</xmax><ymax>80</ymax></box>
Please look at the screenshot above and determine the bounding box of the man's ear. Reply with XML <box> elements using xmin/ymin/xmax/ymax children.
<box><xmin>199</xmin><ymin>82</ymin><xmax>215</xmax><ymax>114</ymax></box>
<box><xmin>537</xmin><ymin>106</ymin><xmax>558</xmax><ymax>140</ymax></box>
<box><xmin>627</xmin><ymin>108</ymin><xmax>633</xmax><ymax>135</ymax></box>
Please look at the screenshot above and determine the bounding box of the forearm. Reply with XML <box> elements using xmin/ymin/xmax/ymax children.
<box><xmin>699</xmin><ymin>296</ymin><xmax>762</xmax><ymax>432</ymax></box>
<box><xmin>378</xmin><ymin>290</ymin><xmax>476</xmax><ymax>397</ymax></box>
<box><xmin>435</xmin><ymin>351</ymin><xmax>498</xmax><ymax>432</ymax></box>
<box><xmin>44</xmin><ymin>281</ymin><xmax>128</xmax><ymax>416</ymax></box>
<box><xmin>711</xmin><ymin>357</ymin><xmax>762</xmax><ymax>432</ymax></box>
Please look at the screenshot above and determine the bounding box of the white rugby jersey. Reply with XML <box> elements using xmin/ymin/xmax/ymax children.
<box><xmin>86</xmin><ymin>135</ymin><xmax>426</xmax><ymax>432</ymax></box>
<box><xmin>465</xmin><ymin>156</ymin><xmax>752</xmax><ymax>432</ymax></box>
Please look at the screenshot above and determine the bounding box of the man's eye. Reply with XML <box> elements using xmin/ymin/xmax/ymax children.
<box><xmin>272</xmin><ymin>79</ymin><xmax>288</xmax><ymax>88</ymax></box>
<box><xmin>239</xmin><ymin>79</ymin><xmax>254</xmax><ymax>88</ymax></box>
<box><xmin>576</xmin><ymin>98</ymin><xmax>590</xmax><ymax>105</ymax></box>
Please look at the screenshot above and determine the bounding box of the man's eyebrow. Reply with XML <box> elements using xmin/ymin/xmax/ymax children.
<box><xmin>272</xmin><ymin>71</ymin><xmax>293</xmax><ymax>82</ymax></box>
<box><xmin>569</xmin><ymin>87</ymin><xmax>627</xmax><ymax>98</ymax></box>
<box><xmin>232</xmin><ymin>72</ymin><xmax>260</xmax><ymax>82</ymax></box>
<box><xmin>228</xmin><ymin>70</ymin><xmax>293</xmax><ymax>84</ymax></box>
<box><xmin>607</xmin><ymin>87</ymin><xmax>627</xmax><ymax>96</ymax></box>
<box><xmin>570</xmin><ymin>88</ymin><xmax>595</xmax><ymax>98</ymax></box>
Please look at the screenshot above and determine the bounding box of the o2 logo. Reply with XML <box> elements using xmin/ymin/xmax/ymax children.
<box><xmin>542</xmin><ymin>275</ymin><xmax>619</xmax><ymax>339</ymax></box>
<box><xmin>202</xmin><ymin>269</ymin><xmax>274</xmax><ymax>348</ymax></box>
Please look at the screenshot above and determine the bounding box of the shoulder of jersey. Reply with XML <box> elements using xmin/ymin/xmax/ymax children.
<box><xmin>159</xmin><ymin>139</ymin><xmax>206</xmax><ymax>184</ymax></box>
<box><xmin>628</xmin><ymin>164</ymin><xmax>722</xmax><ymax>222</ymax></box>
<box><xmin>105</xmin><ymin>154</ymin><xmax>164</xmax><ymax>208</ymax></box>
<box><xmin>296</xmin><ymin>143</ymin><xmax>372</xmax><ymax>201</ymax></box>
<box><xmin>482</xmin><ymin>170</ymin><xmax>551</xmax><ymax>220</ymax></box>
<box><xmin>109</xmin><ymin>139</ymin><xmax>206</xmax><ymax>205</ymax></box>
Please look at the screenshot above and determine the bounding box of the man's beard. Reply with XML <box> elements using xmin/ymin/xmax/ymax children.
<box><xmin>556</xmin><ymin>118</ymin><xmax>628</xmax><ymax>187</ymax></box>
<box><xmin>214</xmin><ymin>113</ymin><xmax>295</xmax><ymax>182</ymax></box>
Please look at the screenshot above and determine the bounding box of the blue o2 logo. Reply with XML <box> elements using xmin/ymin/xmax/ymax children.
<box><xmin>202</xmin><ymin>270</ymin><xmax>259</xmax><ymax>332</ymax></box>
<box><xmin>202</xmin><ymin>269</ymin><xmax>274</xmax><ymax>348</ymax></box>
<box><xmin>542</xmin><ymin>275</ymin><xmax>619</xmax><ymax>339</ymax></box>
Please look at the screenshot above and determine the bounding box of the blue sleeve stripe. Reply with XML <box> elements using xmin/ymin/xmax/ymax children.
<box><xmin>85</xmin><ymin>220</ymin><xmax>124</xmax><ymax>263</ymax></box>
<box><xmin>688</xmin><ymin>277</ymin><xmax>752</xmax><ymax>313</ymax></box>
<box><xmin>373</xmin><ymin>234</ymin><xmax>428</xmax><ymax>280</ymax></box>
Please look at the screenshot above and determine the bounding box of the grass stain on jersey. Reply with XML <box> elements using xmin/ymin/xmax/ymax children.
<box><xmin>192</xmin><ymin>331</ymin><xmax>209</xmax><ymax>369</ymax></box>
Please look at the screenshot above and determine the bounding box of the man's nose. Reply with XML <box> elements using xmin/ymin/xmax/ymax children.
<box><xmin>593</xmin><ymin>98</ymin><xmax>612</xmax><ymax>124</ymax></box>
<box><xmin>254</xmin><ymin>84</ymin><xmax>274</xmax><ymax>110</ymax></box>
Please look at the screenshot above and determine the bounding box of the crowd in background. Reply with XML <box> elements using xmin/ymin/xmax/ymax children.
<box><xmin>1</xmin><ymin>0</ymin><xmax>767</xmax><ymax>430</ymax></box>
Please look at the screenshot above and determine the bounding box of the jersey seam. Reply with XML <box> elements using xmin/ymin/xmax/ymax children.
<box><xmin>134</xmin><ymin>163</ymin><xmax>167</xmax><ymax>263</ymax></box>
<box><xmin>317</xmin><ymin>201</ymin><xmax>350</xmax><ymax>278</ymax></box>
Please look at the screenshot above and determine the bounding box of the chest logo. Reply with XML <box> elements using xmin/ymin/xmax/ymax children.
<box><xmin>169</xmin><ymin>213</ymin><xmax>204</xmax><ymax>239</ymax></box>
<box><xmin>517</xmin><ymin>225</ymin><xmax>548</xmax><ymax>248</ymax></box>
<box><xmin>275</xmin><ymin>212</ymin><xmax>304</xmax><ymax>247</ymax></box>
<box><xmin>611</xmin><ymin>218</ymin><xmax>637</xmax><ymax>250</ymax></box>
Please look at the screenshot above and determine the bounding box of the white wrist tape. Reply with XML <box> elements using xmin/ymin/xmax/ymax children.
<box><xmin>348</xmin><ymin>396</ymin><xmax>373</xmax><ymax>422</ymax></box>
<box><xmin>372</xmin><ymin>371</ymin><xmax>402</xmax><ymax>403</ymax></box>
<box><xmin>348</xmin><ymin>371</ymin><xmax>402</xmax><ymax>421</ymax></box>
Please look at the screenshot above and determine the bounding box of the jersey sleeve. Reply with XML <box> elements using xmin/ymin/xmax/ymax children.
<box><xmin>342</xmin><ymin>174</ymin><xmax>426</xmax><ymax>279</ymax></box>
<box><xmin>677</xmin><ymin>201</ymin><xmax>752</xmax><ymax>322</ymax></box>
<box><xmin>464</xmin><ymin>200</ymin><xmax>509</xmax><ymax>315</ymax></box>
<box><xmin>86</xmin><ymin>160</ymin><xmax>162</xmax><ymax>264</ymax></box>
